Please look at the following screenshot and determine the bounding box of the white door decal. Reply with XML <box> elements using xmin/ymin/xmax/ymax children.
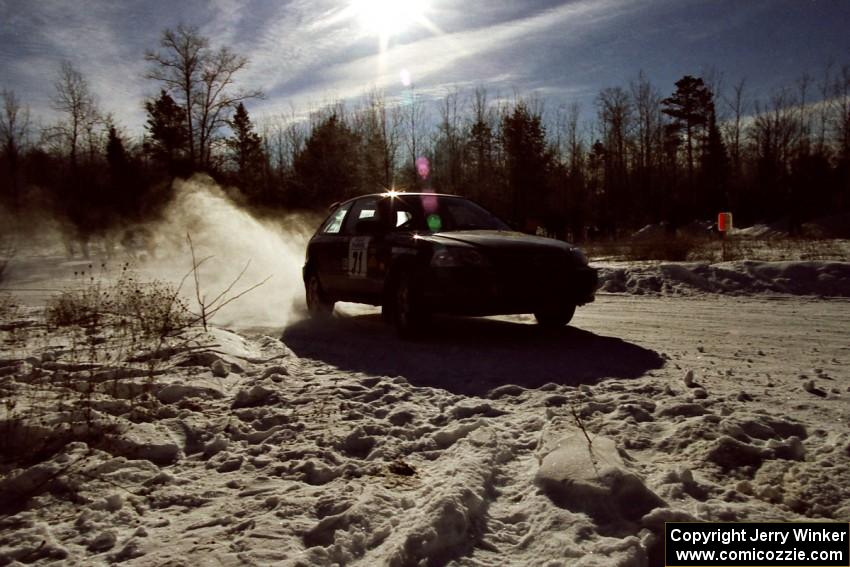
<box><xmin>348</xmin><ymin>236</ymin><xmax>370</xmax><ymax>278</ymax></box>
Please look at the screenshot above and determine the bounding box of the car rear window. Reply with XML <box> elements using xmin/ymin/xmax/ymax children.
<box><xmin>321</xmin><ymin>202</ymin><xmax>352</xmax><ymax>234</ymax></box>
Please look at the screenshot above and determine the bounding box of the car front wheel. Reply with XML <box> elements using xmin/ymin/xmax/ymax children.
<box><xmin>305</xmin><ymin>272</ymin><xmax>334</xmax><ymax>318</ymax></box>
<box><xmin>534</xmin><ymin>303</ymin><xmax>576</xmax><ymax>328</ymax></box>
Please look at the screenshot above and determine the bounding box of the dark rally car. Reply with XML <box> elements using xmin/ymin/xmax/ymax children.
<box><xmin>302</xmin><ymin>192</ymin><xmax>598</xmax><ymax>335</ymax></box>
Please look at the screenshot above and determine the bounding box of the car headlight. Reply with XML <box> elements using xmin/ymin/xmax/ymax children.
<box><xmin>430</xmin><ymin>247</ymin><xmax>489</xmax><ymax>267</ymax></box>
<box><xmin>572</xmin><ymin>247</ymin><xmax>588</xmax><ymax>266</ymax></box>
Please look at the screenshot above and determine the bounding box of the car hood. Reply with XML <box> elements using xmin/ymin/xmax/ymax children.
<box><xmin>418</xmin><ymin>230</ymin><xmax>576</xmax><ymax>253</ymax></box>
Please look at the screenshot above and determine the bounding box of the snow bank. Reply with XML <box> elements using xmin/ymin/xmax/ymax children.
<box><xmin>598</xmin><ymin>260</ymin><xmax>850</xmax><ymax>297</ymax></box>
<box><xmin>734</xmin><ymin>213</ymin><xmax>850</xmax><ymax>239</ymax></box>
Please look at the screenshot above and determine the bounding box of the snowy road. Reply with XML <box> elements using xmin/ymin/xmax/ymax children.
<box><xmin>280</xmin><ymin>294</ymin><xmax>849</xmax><ymax>404</ymax></box>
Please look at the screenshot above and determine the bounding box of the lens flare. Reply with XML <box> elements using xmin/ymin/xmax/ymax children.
<box><xmin>351</xmin><ymin>0</ymin><xmax>442</xmax><ymax>106</ymax></box>
<box><xmin>352</xmin><ymin>0</ymin><xmax>429</xmax><ymax>37</ymax></box>
<box><xmin>416</xmin><ymin>156</ymin><xmax>430</xmax><ymax>179</ymax></box>
<box><xmin>421</xmin><ymin>194</ymin><xmax>438</xmax><ymax>214</ymax></box>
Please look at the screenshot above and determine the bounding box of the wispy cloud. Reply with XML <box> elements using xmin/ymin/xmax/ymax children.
<box><xmin>1</xmin><ymin>0</ymin><xmax>849</xmax><ymax>132</ymax></box>
<box><xmin>1</xmin><ymin>1</ymin><xmax>152</xmax><ymax>125</ymax></box>
<box><xmin>245</xmin><ymin>0</ymin><xmax>641</xmax><ymax>117</ymax></box>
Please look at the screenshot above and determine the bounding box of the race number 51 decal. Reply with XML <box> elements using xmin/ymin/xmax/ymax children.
<box><xmin>348</xmin><ymin>236</ymin><xmax>370</xmax><ymax>278</ymax></box>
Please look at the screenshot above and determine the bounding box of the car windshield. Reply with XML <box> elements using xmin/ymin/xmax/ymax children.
<box><xmin>392</xmin><ymin>195</ymin><xmax>510</xmax><ymax>232</ymax></box>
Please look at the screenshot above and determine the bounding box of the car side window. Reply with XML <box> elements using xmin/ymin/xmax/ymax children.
<box><xmin>321</xmin><ymin>202</ymin><xmax>352</xmax><ymax>234</ymax></box>
<box><xmin>342</xmin><ymin>197</ymin><xmax>380</xmax><ymax>235</ymax></box>
<box><xmin>391</xmin><ymin>199</ymin><xmax>419</xmax><ymax>231</ymax></box>
<box><xmin>396</xmin><ymin>210</ymin><xmax>413</xmax><ymax>228</ymax></box>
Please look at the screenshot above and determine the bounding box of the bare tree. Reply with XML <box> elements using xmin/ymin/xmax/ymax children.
<box><xmin>146</xmin><ymin>24</ymin><xmax>261</xmax><ymax>170</ymax></box>
<box><xmin>551</xmin><ymin>101</ymin><xmax>587</xmax><ymax>236</ymax></box>
<box><xmin>816</xmin><ymin>63</ymin><xmax>833</xmax><ymax>154</ymax></box>
<box><xmin>722</xmin><ymin>78</ymin><xmax>747</xmax><ymax>173</ymax></box>
<box><xmin>379</xmin><ymin>90</ymin><xmax>403</xmax><ymax>189</ymax></box>
<box><xmin>51</xmin><ymin>61</ymin><xmax>99</xmax><ymax>169</ymax></box>
<box><xmin>596</xmin><ymin>87</ymin><xmax>635</xmax><ymax>230</ymax></box>
<box><xmin>833</xmin><ymin>65</ymin><xmax>850</xmax><ymax>163</ymax></box>
<box><xmin>795</xmin><ymin>72</ymin><xmax>813</xmax><ymax>156</ymax></box>
<box><xmin>466</xmin><ymin>86</ymin><xmax>497</xmax><ymax>203</ymax></box>
<box><xmin>630</xmin><ymin>71</ymin><xmax>663</xmax><ymax>172</ymax></box>
<box><xmin>0</xmin><ymin>89</ymin><xmax>31</xmax><ymax>207</ymax></box>
<box><xmin>700</xmin><ymin>66</ymin><xmax>725</xmax><ymax>111</ymax></box>
<box><xmin>354</xmin><ymin>89</ymin><xmax>401</xmax><ymax>190</ymax></box>
<box><xmin>564</xmin><ymin>102</ymin><xmax>583</xmax><ymax>174</ymax></box>
<box><xmin>283</xmin><ymin>114</ymin><xmax>306</xmax><ymax>171</ymax></box>
<box><xmin>258</xmin><ymin>108</ymin><xmax>308</xmax><ymax>206</ymax></box>
<box><xmin>265</xmin><ymin>106</ymin><xmax>307</xmax><ymax>176</ymax></box>
<box><xmin>261</xmin><ymin>117</ymin><xmax>284</xmax><ymax>177</ymax></box>
<box><xmin>749</xmin><ymin>90</ymin><xmax>799</xmax><ymax>170</ymax></box>
<box><xmin>401</xmin><ymin>84</ymin><xmax>428</xmax><ymax>189</ymax></box>
<box><xmin>145</xmin><ymin>25</ymin><xmax>204</xmax><ymax>166</ymax></box>
<box><xmin>597</xmin><ymin>86</ymin><xmax>633</xmax><ymax>174</ymax></box>
<box><xmin>434</xmin><ymin>87</ymin><xmax>465</xmax><ymax>193</ymax></box>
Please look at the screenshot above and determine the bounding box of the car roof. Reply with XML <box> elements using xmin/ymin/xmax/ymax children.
<box><xmin>331</xmin><ymin>192</ymin><xmax>466</xmax><ymax>210</ymax></box>
<box><xmin>359</xmin><ymin>192</ymin><xmax>461</xmax><ymax>201</ymax></box>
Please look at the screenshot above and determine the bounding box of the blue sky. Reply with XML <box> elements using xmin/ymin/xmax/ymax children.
<box><xmin>2</xmin><ymin>0</ymin><xmax>849</xmax><ymax>132</ymax></box>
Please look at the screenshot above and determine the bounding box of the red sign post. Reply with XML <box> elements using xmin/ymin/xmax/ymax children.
<box><xmin>717</xmin><ymin>212</ymin><xmax>733</xmax><ymax>261</ymax></box>
<box><xmin>717</xmin><ymin>212</ymin><xmax>733</xmax><ymax>233</ymax></box>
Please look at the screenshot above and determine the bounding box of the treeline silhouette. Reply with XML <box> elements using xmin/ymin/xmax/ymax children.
<box><xmin>1</xmin><ymin>24</ymin><xmax>849</xmax><ymax>242</ymax></box>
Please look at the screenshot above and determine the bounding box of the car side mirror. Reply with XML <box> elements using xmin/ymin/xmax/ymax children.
<box><xmin>355</xmin><ymin>218</ymin><xmax>384</xmax><ymax>236</ymax></box>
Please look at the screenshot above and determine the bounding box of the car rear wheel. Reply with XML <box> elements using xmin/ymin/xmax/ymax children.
<box><xmin>305</xmin><ymin>272</ymin><xmax>334</xmax><ymax>318</ymax></box>
<box><xmin>392</xmin><ymin>271</ymin><xmax>427</xmax><ymax>337</ymax></box>
<box><xmin>534</xmin><ymin>303</ymin><xmax>576</xmax><ymax>328</ymax></box>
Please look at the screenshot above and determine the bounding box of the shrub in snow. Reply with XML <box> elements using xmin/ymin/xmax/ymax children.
<box><xmin>210</xmin><ymin>359</ymin><xmax>230</xmax><ymax>377</ymax></box>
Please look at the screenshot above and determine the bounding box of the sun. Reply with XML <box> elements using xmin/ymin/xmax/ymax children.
<box><xmin>351</xmin><ymin>0</ymin><xmax>430</xmax><ymax>38</ymax></box>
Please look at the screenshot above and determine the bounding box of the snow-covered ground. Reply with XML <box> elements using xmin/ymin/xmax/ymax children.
<box><xmin>1</xmin><ymin>249</ymin><xmax>849</xmax><ymax>565</ymax></box>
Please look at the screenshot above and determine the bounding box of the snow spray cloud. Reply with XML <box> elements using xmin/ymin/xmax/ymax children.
<box><xmin>141</xmin><ymin>175</ymin><xmax>317</xmax><ymax>328</ymax></box>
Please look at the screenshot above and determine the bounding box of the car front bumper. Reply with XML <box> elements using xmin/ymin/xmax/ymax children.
<box><xmin>421</xmin><ymin>265</ymin><xmax>598</xmax><ymax>316</ymax></box>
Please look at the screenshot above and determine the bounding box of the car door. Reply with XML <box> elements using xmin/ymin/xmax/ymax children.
<box><xmin>340</xmin><ymin>196</ymin><xmax>387</xmax><ymax>299</ymax></box>
<box><xmin>310</xmin><ymin>201</ymin><xmax>353</xmax><ymax>295</ymax></box>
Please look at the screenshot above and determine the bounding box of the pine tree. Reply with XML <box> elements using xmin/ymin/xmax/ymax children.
<box><xmin>662</xmin><ymin>76</ymin><xmax>713</xmax><ymax>180</ymax></box>
<box><xmin>293</xmin><ymin>112</ymin><xmax>362</xmax><ymax>207</ymax></box>
<box><xmin>105</xmin><ymin>126</ymin><xmax>127</xmax><ymax>173</ymax></box>
<box><xmin>467</xmin><ymin>118</ymin><xmax>494</xmax><ymax>201</ymax></box>
<box><xmin>662</xmin><ymin>76</ymin><xmax>719</xmax><ymax>220</ymax></box>
<box><xmin>701</xmin><ymin>108</ymin><xmax>729</xmax><ymax>213</ymax></box>
<box><xmin>105</xmin><ymin>125</ymin><xmax>134</xmax><ymax>216</ymax></box>
<box><xmin>501</xmin><ymin>102</ymin><xmax>550</xmax><ymax>227</ymax></box>
<box><xmin>227</xmin><ymin>102</ymin><xmax>264</xmax><ymax>196</ymax></box>
<box><xmin>144</xmin><ymin>90</ymin><xmax>188</xmax><ymax>175</ymax></box>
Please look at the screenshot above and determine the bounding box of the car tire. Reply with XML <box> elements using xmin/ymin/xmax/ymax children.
<box><xmin>392</xmin><ymin>271</ymin><xmax>427</xmax><ymax>337</ymax></box>
<box><xmin>305</xmin><ymin>271</ymin><xmax>334</xmax><ymax>318</ymax></box>
<box><xmin>534</xmin><ymin>303</ymin><xmax>576</xmax><ymax>328</ymax></box>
